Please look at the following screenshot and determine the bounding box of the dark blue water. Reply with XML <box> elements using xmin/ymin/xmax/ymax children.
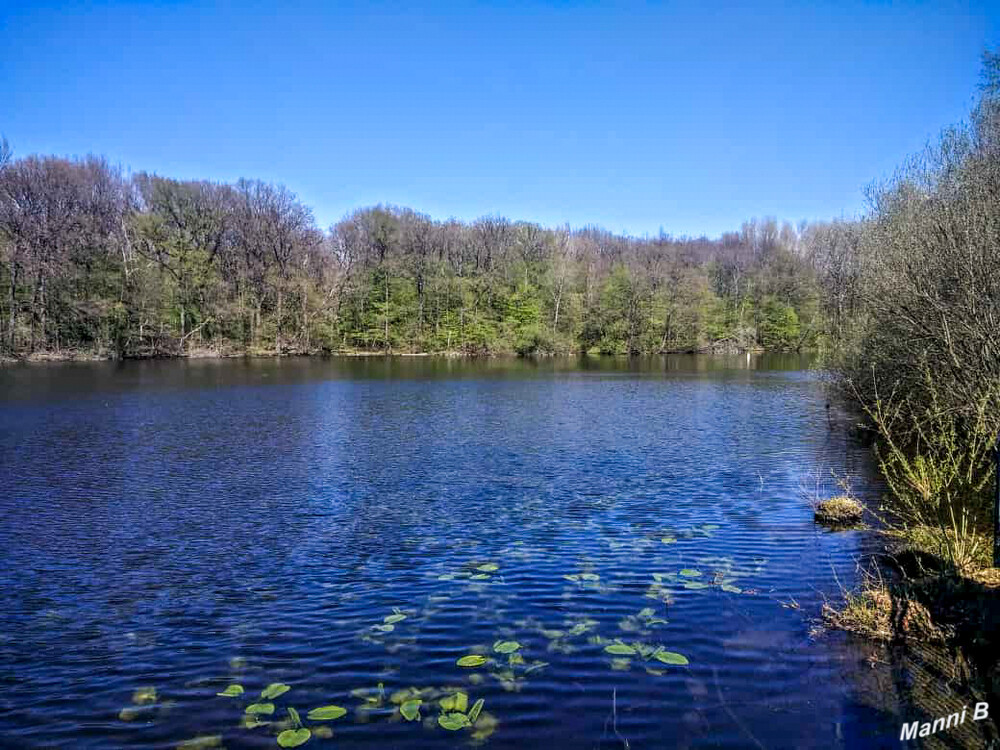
<box><xmin>0</xmin><ymin>355</ymin><xmax>911</xmax><ymax>748</ymax></box>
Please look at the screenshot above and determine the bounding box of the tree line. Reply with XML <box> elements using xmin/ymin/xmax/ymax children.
<box><xmin>0</xmin><ymin>142</ymin><xmax>839</xmax><ymax>359</ymax></box>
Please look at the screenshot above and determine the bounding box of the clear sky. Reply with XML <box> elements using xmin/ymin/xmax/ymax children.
<box><xmin>2</xmin><ymin>1</ymin><xmax>997</xmax><ymax>238</ymax></box>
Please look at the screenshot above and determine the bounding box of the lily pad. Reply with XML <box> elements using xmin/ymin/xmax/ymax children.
<box><xmin>438</xmin><ymin>712</ymin><xmax>472</xmax><ymax>730</ymax></box>
<box><xmin>306</xmin><ymin>705</ymin><xmax>347</xmax><ymax>721</ymax></box>
<box><xmin>216</xmin><ymin>684</ymin><xmax>244</xmax><ymax>698</ymax></box>
<box><xmin>457</xmin><ymin>654</ymin><xmax>487</xmax><ymax>667</ymax></box>
<box><xmin>440</xmin><ymin>692</ymin><xmax>468</xmax><ymax>712</ymax></box>
<box><xmin>493</xmin><ymin>640</ymin><xmax>521</xmax><ymax>654</ymax></box>
<box><xmin>470</xmin><ymin>573</ymin><xmax>490</xmax><ymax>580</ymax></box>
<box><xmin>604</xmin><ymin>642</ymin><xmax>636</xmax><ymax>656</ymax></box>
<box><xmin>468</xmin><ymin>698</ymin><xmax>485</xmax><ymax>724</ymax></box>
<box><xmin>476</xmin><ymin>563</ymin><xmax>499</xmax><ymax>572</ymax></box>
<box><xmin>524</xmin><ymin>661</ymin><xmax>549</xmax><ymax>675</ymax></box>
<box><xmin>261</xmin><ymin>683</ymin><xmax>291</xmax><ymax>700</ymax></box>
<box><xmin>684</xmin><ymin>581</ymin><xmax>710</xmax><ymax>589</ymax></box>
<box><xmin>132</xmin><ymin>687</ymin><xmax>157</xmax><ymax>705</ymax></box>
<box><xmin>721</xmin><ymin>584</ymin><xmax>742</xmax><ymax>594</ymax></box>
<box><xmin>384</xmin><ymin>613</ymin><xmax>407</xmax><ymax>625</ymax></box>
<box><xmin>661</xmin><ymin>536</ymin><xmax>677</xmax><ymax>544</ymax></box>
<box><xmin>679</xmin><ymin>569</ymin><xmax>702</xmax><ymax>578</ymax></box>
<box><xmin>400</xmin><ymin>699</ymin><xmax>421</xmax><ymax>721</ymax></box>
<box><xmin>654</xmin><ymin>651</ymin><xmax>690</xmax><ymax>666</ymax></box>
<box><xmin>277</xmin><ymin>728</ymin><xmax>311</xmax><ymax>747</ymax></box>
<box><xmin>245</xmin><ymin>702</ymin><xmax>276</xmax><ymax>715</ymax></box>
<box><xmin>579</xmin><ymin>573</ymin><xmax>600</xmax><ymax>581</ymax></box>
<box><xmin>373</xmin><ymin>623</ymin><xmax>395</xmax><ymax>633</ymax></box>
<box><xmin>177</xmin><ymin>736</ymin><xmax>223</xmax><ymax>749</ymax></box>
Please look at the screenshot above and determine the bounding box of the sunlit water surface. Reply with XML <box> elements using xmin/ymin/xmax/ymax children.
<box><xmin>0</xmin><ymin>355</ymin><xmax>930</xmax><ymax>748</ymax></box>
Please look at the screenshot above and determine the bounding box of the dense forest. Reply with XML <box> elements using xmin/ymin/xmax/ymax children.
<box><xmin>0</xmin><ymin>136</ymin><xmax>842</xmax><ymax>359</ymax></box>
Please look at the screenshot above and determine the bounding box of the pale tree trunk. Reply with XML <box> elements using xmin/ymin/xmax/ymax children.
<box><xmin>301</xmin><ymin>278</ymin><xmax>309</xmax><ymax>351</ymax></box>
<box><xmin>276</xmin><ymin>286</ymin><xmax>283</xmax><ymax>353</ymax></box>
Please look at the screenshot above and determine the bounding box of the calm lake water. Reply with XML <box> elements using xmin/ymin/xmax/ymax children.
<box><xmin>0</xmin><ymin>355</ymin><xmax>973</xmax><ymax>748</ymax></box>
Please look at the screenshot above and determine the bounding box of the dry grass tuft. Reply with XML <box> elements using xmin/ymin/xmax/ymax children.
<box><xmin>814</xmin><ymin>495</ymin><xmax>865</xmax><ymax>526</ymax></box>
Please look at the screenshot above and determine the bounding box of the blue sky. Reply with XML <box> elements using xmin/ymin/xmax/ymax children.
<box><xmin>2</xmin><ymin>1</ymin><xmax>997</xmax><ymax>237</ymax></box>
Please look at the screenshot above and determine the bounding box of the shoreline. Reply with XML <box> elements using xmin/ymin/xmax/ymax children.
<box><xmin>1</xmin><ymin>345</ymin><xmax>795</xmax><ymax>365</ymax></box>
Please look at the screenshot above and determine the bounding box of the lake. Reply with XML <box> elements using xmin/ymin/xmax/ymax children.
<box><xmin>0</xmin><ymin>354</ymin><xmax>967</xmax><ymax>748</ymax></box>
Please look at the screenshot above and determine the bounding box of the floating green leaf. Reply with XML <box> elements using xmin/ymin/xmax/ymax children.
<box><xmin>287</xmin><ymin>707</ymin><xmax>302</xmax><ymax>728</ymax></box>
<box><xmin>684</xmin><ymin>581</ymin><xmax>710</xmax><ymax>589</ymax></box>
<box><xmin>373</xmin><ymin>623</ymin><xmax>395</xmax><ymax>633</ymax></box>
<box><xmin>132</xmin><ymin>687</ymin><xmax>157</xmax><ymax>705</ymax></box>
<box><xmin>440</xmin><ymin>692</ymin><xmax>468</xmax><ymax>712</ymax></box>
<box><xmin>579</xmin><ymin>573</ymin><xmax>600</xmax><ymax>581</ymax></box>
<box><xmin>245</xmin><ymin>702</ymin><xmax>276</xmax><ymax>715</ymax></box>
<box><xmin>306</xmin><ymin>704</ymin><xmax>347</xmax><ymax>721</ymax></box>
<box><xmin>177</xmin><ymin>736</ymin><xmax>223</xmax><ymax>749</ymax></box>
<box><xmin>438</xmin><ymin>712</ymin><xmax>471</xmax><ymax>730</ymax></box>
<box><xmin>679</xmin><ymin>569</ymin><xmax>702</xmax><ymax>578</ymax></box>
<box><xmin>721</xmin><ymin>584</ymin><xmax>742</xmax><ymax>594</ymax></box>
<box><xmin>476</xmin><ymin>563</ymin><xmax>499</xmax><ymax>572</ymax></box>
<box><xmin>604</xmin><ymin>642</ymin><xmax>636</xmax><ymax>656</ymax></box>
<box><xmin>400</xmin><ymin>699</ymin><xmax>421</xmax><ymax>721</ymax></box>
<box><xmin>470</xmin><ymin>573</ymin><xmax>490</xmax><ymax>580</ymax></box>
<box><xmin>661</xmin><ymin>536</ymin><xmax>677</xmax><ymax>544</ymax></box>
<box><xmin>261</xmin><ymin>683</ymin><xmax>291</xmax><ymax>700</ymax></box>
<box><xmin>457</xmin><ymin>654</ymin><xmax>487</xmax><ymax>667</ymax></box>
<box><xmin>216</xmin><ymin>684</ymin><xmax>244</xmax><ymax>698</ymax></box>
<box><xmin>277</xmin><ymin>728</ymin><xmax>311</xmax><ymax>747</ymax></box>
<box><xmin>524</xmin><ymin>661</ymin><xmax>549</xmax><ymax>675</ymax></box>
<box><xmin>562</xmin><ymin>575</ymin><xmax>580</xmax><ymax>582</ymax></box>
<box><xmin>654</xmin><ymin>651</ymin><xmax>690</xmax><ymax>666</ymax></box>
<box><xmin>468</xmin><ymin>698</ymin><xmax>485</xmax><ymax>724</ymax></box>
<box><xmin>384</xmin><ymin>613</ymin><xmax>407</xmax><ymax>624</ymax></box>
<box><xmin>493</xmin><ymin>640</ymin><xmax>521</xmax><ymax>654</ymax></box>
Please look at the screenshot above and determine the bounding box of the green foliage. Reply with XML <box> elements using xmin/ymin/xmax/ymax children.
<box><xmin>0</xmin><ymin>160</ymin><xmax>823</xmax><ymax>359</ymax></box>
<box><xmin>757</xmin><ymin>296</ymin><xmax>800</xmax><ymax>349</ymax></box>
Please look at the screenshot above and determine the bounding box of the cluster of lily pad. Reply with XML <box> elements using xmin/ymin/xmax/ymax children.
<box><xmin>618</xmin><ymin>606</ymin><xmax>669</xmax><ymax>633</ymax></box>
<box><xmin>455</xmin><ymin>639</ymin><xmax>550</xmax><ymax>692</ymax></box>
<box><xmin>437</xmin><ymin>561</ymin><xmax>502</xmax><ymax>584</ymax></box>
<box><xmin>507</xmin><ymin>614</ymin><xmax>601</xmax><ymax>656</ymax></box>
<box><xmin>350</xmin><ymin>682</ymin><xmax>499</xmax><ymax>743</ymax></box>
<box><xmin>135</xmin><ymin>521</ymin><xmax>787</xmax><ymax>748</ymax></box>
<box><xmin>601</xmin><ymin>639</ymin><xmax>690</xmax><ymax>675</ymax></box>
<box><xmin>213</xmin><ymin>681</ymin><xmax>344</xmax><ymax>747</ymax></box>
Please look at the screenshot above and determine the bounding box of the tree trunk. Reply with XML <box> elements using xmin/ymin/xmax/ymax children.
<box><xmin>276</xmin><ymin>286</ymin><xmax>283</xmax><ymax>353</ymax></box>
<box><xmin>301</xmin><ymin>278</ymin><xmax>309</xmax><ymax>351</ymax></box>
<box><xmin>383</xmin><ymin>272</ymin><xmax>390</xmax><ymax>351</ymax></box>
<box><xmin>7</xmin><ymin>261</ymin><xmax>17</xmax><ymax>353</ymax></box>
